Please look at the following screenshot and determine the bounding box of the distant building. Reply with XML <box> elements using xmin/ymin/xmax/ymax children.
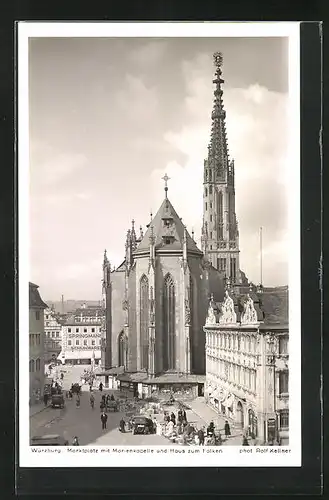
<box><xmin>44</xmin><ymin>307</ymin><xmax>63</xmax><ymax>363</ymax></box>
<box><xmin>29</xmin><ymin>282</ymin><xmax>47</xmax><ymax>403</ymax></box>
<box><xmin>204</xmin><ymin>286</ymin><xmax>289</xmax><ymax>445</ymax></box>
<box><xmin>59</xmin><ymin>305</ymin><xmax>105</xmax><ymax>365</ymax></box>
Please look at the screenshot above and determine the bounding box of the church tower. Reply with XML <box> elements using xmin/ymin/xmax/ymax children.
<box><xmin>201</xmin><ymin>52</ymin><xmax>240</xmax><ymax>285</ymax></box>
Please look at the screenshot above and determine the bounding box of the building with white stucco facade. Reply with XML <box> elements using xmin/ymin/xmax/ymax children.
<box><xmin>204</xmin><ymin>286</ymin><xmax>289</xmax><ymax>445</ymax></box>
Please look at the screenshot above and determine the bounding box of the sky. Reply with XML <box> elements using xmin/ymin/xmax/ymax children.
<box><xmin>28</xmin><ymin>36</ymin><xmax>290</xmax><ymax>301</ymax></box>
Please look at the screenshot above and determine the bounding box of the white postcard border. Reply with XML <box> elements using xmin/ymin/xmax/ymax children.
<box><xmin>18</xmin><ymin>21</ymin><xmax>301</xmax><ymax>468</ymax></box>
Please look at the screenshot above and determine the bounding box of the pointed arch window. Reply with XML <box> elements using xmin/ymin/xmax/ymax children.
<box><xmin>163</xmin><ymin>274</ymin><xmax>176</xmax><ymax>370</ymax></box>
<box><xmin>140</xmin><ymin>275</ymin><xmax>149</xmax><ymax>370</ymax></box>
<box><xmin>217</xmin><ymin>190</ymin><xmax>223</xmax><ymax>239</ymax></box>
<box><xmin>118</xmin><ymin>330</ymin><xmax>128</xmax><ymax>368</ymax></box>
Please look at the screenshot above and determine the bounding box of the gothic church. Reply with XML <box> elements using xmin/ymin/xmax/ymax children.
<box><xmin>101</xmin><ymin>52</ymin><xmax>248</xmax><ymax>387</ymax></box>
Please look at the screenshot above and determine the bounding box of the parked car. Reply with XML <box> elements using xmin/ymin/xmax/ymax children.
<box><xmin>31</xmin><ymin>434</ymin><xmax>69</xmax><ymax>446</ymax></box>
<box><xmin>132</xmin><ymin>416</ymin><xmax>155</xmax><ymax>435</ymax></box>
<box><xmin>51</xmin><ymin>393</ymin><xmax>65</xmax><ymax>409</ymax></box>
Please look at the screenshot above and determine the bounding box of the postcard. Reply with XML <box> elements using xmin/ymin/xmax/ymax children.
<box><xmin>18</xmin><ymin>21</ymin><xmax>301</xmax><ymax>467</ymax></box>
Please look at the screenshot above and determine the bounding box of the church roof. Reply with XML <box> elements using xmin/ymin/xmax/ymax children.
<box><xmin>134</xmin><ymin>197</ymin><xmax>202</xmax><ymax>255</ymax></box>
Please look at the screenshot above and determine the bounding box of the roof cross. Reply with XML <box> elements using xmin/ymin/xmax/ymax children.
<box><xmin>162</xmin><ymin>173</ymin><xmax>170</xmax><ymax>198</ymax></box>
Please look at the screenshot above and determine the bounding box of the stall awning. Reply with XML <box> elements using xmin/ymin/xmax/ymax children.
<box><xmin>62</xmin><ymin>350</ymin><xmax>101</xmax><ymax>360</ymax></box>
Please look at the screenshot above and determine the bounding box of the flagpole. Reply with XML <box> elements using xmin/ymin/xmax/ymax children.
<box><xmin>260</xmin><ymin>227</ymin><xmax>263</xmax><ymax>286</ymax></box>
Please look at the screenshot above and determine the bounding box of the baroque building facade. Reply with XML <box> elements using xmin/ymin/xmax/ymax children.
<box><xmin>204</xmin><ymin>286</ymin><xmax>289</xmax><ymax>445</ymax></box>
<box><xmin>29</xmin><ymin>282</ymin><xmax>47</xmax><ymax>404</ymax></box>
<box><xmin>59</xmin><ymin>305</ymin><xmax>105</xmax><ymax>365</ymax></box>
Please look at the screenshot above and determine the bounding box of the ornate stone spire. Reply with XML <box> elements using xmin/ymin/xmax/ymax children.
<box><xmin>207</xmin><ymin>52</ymin><xmax>229</xmax><ymax>173</ymax></box>
<box><xmin>125</xmin><ymin>229</ymin><xmax>131</xmax><ymax>249</ymax></box>
<box><xmin>103</xmin><ymin>249</ymin><xmax>109</xmax><ymax>268</ymax></box>
<box><xmin>131</xmin><ymin>219</ymin><xmax>137</xmax><ymax>250</ymax></box>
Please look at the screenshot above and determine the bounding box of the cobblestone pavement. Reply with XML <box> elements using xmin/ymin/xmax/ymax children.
<box><xmin>30</xmin><ymin>367</ymin><xmax>245</xmax><ymax>446</ymax></box>
<box><xmin>186</xmin><ymin>397</ymin><xmax>244</xmax><ymax>446</ymax></box>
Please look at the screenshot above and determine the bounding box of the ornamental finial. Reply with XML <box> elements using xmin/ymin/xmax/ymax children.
<box><xmin>162</xmin><ymin>173</ymin><xmax>170</xmax><ymax>198</ymax></box>
<box><xmin>213</xmin><ymin>52</ymin><xmax>223</xmax><ymax>69</ymax></box>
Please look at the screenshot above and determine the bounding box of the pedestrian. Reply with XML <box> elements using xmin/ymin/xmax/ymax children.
<box><xmin>99</xmin><ymin>382</ymin><xmax>103</xmax><ymax>392</ymax></box>
<box><xmin>106</xmin><ymin>394</ymin><xmax>110</xmax><ymax>406</ymax></box>
<box><xmin>100</xmin><ymin>400</ymin><xmax>105</xmax><ymax>412</ymax></box>
<box><xmin>101</xmin><ymin>411</ymin><xmax>108</xmax><ymax>430</ymax></box>
<box><xmin>177</xmin><ymin>409</ymin><xmax>183</xmax><ymax>424</ymax></box>
<box><xmin>72</xmin><ymin>436</ymin><xmax>79</xmax><ymax>446</ymax></box>
<box><xmin>43</xmin><ymin>393</ymin><xmax>48</xmax><ymax>406</ymax></box>
<box><xmin>153</xmin><ymin>417</ymin><xmax>157</xmax><ymax>434</ymax></box>
<box><xmin>198</xmin><ymin>427</ymin><xmax>205</xmax><ymax>446</ymax></box>
<box><xmin>207</xmin><ymin>420</ymin><xmax>215</xmax><ymax>436</ymax></box>
<box><xmin>181</xmin><ymin>409</ymin><xmax>187</xmax><ymax>422</ymax></box>
<box><xmin>110</xmin><ymin>394</ymin><xmax>115</xmax><ymax>401</ymax></box>
<box><xmin>242</xmin><ymin>435</ymin><xmax>249</xmax><ymax>446</ymax></box>
<box><xmin>224</xmin><ymin>420</ymin><xmax>231</xmax><ymax>438</ymax></box>
<box><xmin>170</xmin><ymin>412</ymin><xmax>176</xmax><ymax>425</ymax></box>
<box><xmin>76</xmin><ymin>395</ymin><xmax>80</xmax><ymax>408</ymax></box>
<box><xmin>90</xmin><ymin>393</ymin><xmax>95</xmax><ymax>409</ymax></box>
<box><xmin>119</xmin><ymin>418</ymin><xmax>125</xmax><ymax>433</ymax></box>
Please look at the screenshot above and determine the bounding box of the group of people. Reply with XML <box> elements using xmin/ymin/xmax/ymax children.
<box><xmin>162</xmin><ymin>407</ymin><xmax>189</xmax><ymax>439</ymax></box>
<box><xmin>99</xmin><ymin>393</ymin><xmax>116</xmax><ymax>411</ymax></box>
<box><xmin>160</xmin><ymin>405</ymin><xmax>233</xmax><ymax>446</ymax></box>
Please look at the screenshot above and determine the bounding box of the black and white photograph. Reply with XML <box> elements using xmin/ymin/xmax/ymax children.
<box><xmin>19</xmin><ymin>22</ymin><xmax>301</xmax><ymax>467</ymax></box>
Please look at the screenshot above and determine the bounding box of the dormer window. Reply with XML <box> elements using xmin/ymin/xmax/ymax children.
<box><xmin>165</xmin><ymin>238</ymin><xmax>171</xmax><ymax>245</ymax></box>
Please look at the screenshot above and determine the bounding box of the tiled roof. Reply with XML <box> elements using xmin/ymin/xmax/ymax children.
<box><xmin>29</xmin><ymin>282</ymin><xmax>48</xmax><ymax>309</ymax></box>
<box><xmin>259</xmin><ymin>286</ymin><xmax>289</xmax><ymax>324</ymax></box>
<box><xmin>212</xmin><ymin>286</ymin><xmax>288</xmax><ymax>326</ymax></box>
<box><xmin>134</xmin><ymin>198</ymin><xmax>202</xmax><ymax>255</ymax></box>
<box><xmin>74</xmin><ymin>308</ymin><xmax>105</xmax><ymax>316</ymax></box>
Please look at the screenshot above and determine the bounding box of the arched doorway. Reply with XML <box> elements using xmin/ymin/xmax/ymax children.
<box><xmin>248</xmin><ymin>409</ymin><xmax>258</xmax><ymax>438</ymax></box>
<box><xmin>236</xmin><ymin>401</ymin><xmax>244</xmax><ymax>428</ymax></box>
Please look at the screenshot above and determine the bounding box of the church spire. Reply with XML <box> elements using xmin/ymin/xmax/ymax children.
<box><xmin>202</xmin><ymin>52</ymin><xmax>240</xmax><ymax>285</ymax></box>
<box><xmin>207</xmin><ymin>52</ymin><xmax>229</xmax><ymax>176</ymax></box>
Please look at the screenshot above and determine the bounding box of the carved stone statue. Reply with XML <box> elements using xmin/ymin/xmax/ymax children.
<box><xmin>206</xmin><ymin>299</ymin><xmax>216</xmax><ymax>325</ymax></box>
<box><xmin>185</xmin><ymin>298</ymin><xmax>191</xmax><ymax>325</ymax></box>
<box><xmin>219</xmin><ymin>290</ymin><xmax>237</xmax><ymax>324</ymax></box>
<box><xmin>240</xmin><ymin>294</ymin><xmax>258</xmax><ymax>324</ymax></box>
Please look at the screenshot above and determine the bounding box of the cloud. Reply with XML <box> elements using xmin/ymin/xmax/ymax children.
<box><xmin>115</xmin><ymin>74</ymin><xmax>159</xmax><ymax>124</ymax></box>
<box><xmin>149</xmin><ymin>53</ymin><xmax>289</xmax><ymax>286</ymax></box>
<box><xmin>129</xmin><ymin>40</ymin><xmax>168</xmax><ymax>66</ymax></box>
<box><xmin>30</xmin><ymin>143</ymin><xmax>88</xmax><ymax>189</ymax></box>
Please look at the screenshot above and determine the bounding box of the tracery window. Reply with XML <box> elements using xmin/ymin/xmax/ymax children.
<box><xmin>118</xmin><ymin>330</ymin><xmax>127</xmax><ymax>368</ymax></box>
<box><xmin>140</xmin><ymin>275</ymin><xmax>149</xmax><ymax>370</ymax></box>
<box><xmin>163</xmin><ymin>274</ymin><xmax>176</xmax><ymax>370</ymax></box>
